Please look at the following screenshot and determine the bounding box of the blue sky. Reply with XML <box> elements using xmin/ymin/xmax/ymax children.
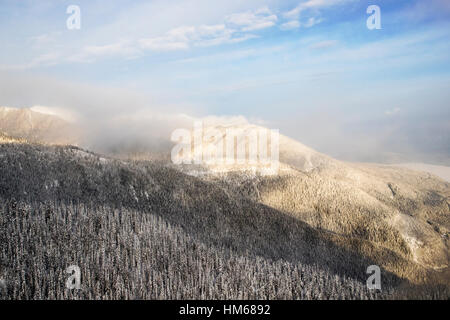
<box><xmin>1</xmin><ymin>0</ymin><xmax>449</xmax><ymax>162</ymax></box>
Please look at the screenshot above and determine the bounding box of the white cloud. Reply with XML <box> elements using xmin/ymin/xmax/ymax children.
<box><xmin>139</xmin><ymin>25</ymin><xmax>216</xmax><ymax>51</ymax></box>
<box><xmin>3</xmin><ymin>3</ymin><xmax>279</xmax><ymax>68</ymax></box>
<box><xmin>225</xmin><ymin>7</ymin><xmax>277</xmax><ymax>31</ymax></box>
<box><xmin>302</xmin><ymin>16</ymin><xmax>323</xmax><ymax>27</ymax></box>
<box><xmin>280</xmin><ymin>0</ymin><xmax>351</xmax><ymax>31</ymax></box>
<box><xmin>279</xmin><ymin>16</ymin><xmax>322</xmax><ymax>31</ymax></box>
<box><xmin>1</xmin><ymin>1</ymin><xmax>353</xmax><ymax>68</ymax></box>
<box><xmin>197</xmin><ymin>24</ymin><xmax>227</xmax><ymax>37</ymax></box>
<box><xmin>285</xmin><ymin>0</ymin><xmax>353</xmax><ymax>19</ymax></box>
<box><xmin>139</xmin><ymin>18</ymin><xmax>261</xmax><ymax>51</ymax></box>
<box><xmin>5</xmin><ymin>3</ymin><xmax>281</xmax><ymax>67</ymax></box>
<box><xmin>280</xmin><ymin>20</ymin><xmax>300</xmax><ymax>30</ymax></box>
<box><xmin>192</xmin><ymin>24</ymin><xmax>236</xmax><ymax>47</ymax></box>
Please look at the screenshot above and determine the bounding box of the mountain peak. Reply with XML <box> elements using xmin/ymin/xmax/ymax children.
<box><xmin>0</xmin><ymin>106</ymin><xmax>80</xmax><ymax>145</ymax></box>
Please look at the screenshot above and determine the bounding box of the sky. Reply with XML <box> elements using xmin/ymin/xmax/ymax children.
<box><xmin>0</xmin><ymin>0</ymin><xmax>449</xmax><ymax>163</ymax></box>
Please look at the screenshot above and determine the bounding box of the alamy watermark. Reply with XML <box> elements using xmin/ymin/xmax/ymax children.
<box><xmin>366</xmin><ymin>265</ymin><xmax>381</xmax><ymax>290</ymax></box>
<box><xmin>367</xmin><ymin>5</ymin><xmax>381</xmax><ymax>30</ymax></box>
<box><xmin>64</xmin><ymin>5</ymin><xmax>380</xmax><ymax>32</ymax></box>
<box><xmin>66</xmin><ymin>5</ymin><xmax>81</xmax><ymax>30</ymax></box>
<box><xmin>66</xmin><ymin>265</ymin><xmax>81</xmax><ymax>290</ymax></box>
<box><xmin>171</xmin><ymin>121</ymin><xmax>280</xmax><ymax>175</ymax></box>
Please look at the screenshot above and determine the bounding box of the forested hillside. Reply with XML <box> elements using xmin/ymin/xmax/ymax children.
<box><xmin>0</xmin><ymin>142</ymin><xmax>448</xmax><ymax>299</ymax></box>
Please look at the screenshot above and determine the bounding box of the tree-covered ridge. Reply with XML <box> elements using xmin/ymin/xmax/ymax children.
<box><xmin>0</xmin><ymin>143</ymin><xmax>448</xmax><ymax>299</ymax></box>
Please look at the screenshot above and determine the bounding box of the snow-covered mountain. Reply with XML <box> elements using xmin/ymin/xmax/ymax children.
<box><xmin>0</xmin><ymin>107</ymin><xmax>448</xmax><ymax>292</ymax></box>
<box><xmin>0</xmin><ymin>106</ymin><xmax>79</xmax><ymax>145</ymax></box>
